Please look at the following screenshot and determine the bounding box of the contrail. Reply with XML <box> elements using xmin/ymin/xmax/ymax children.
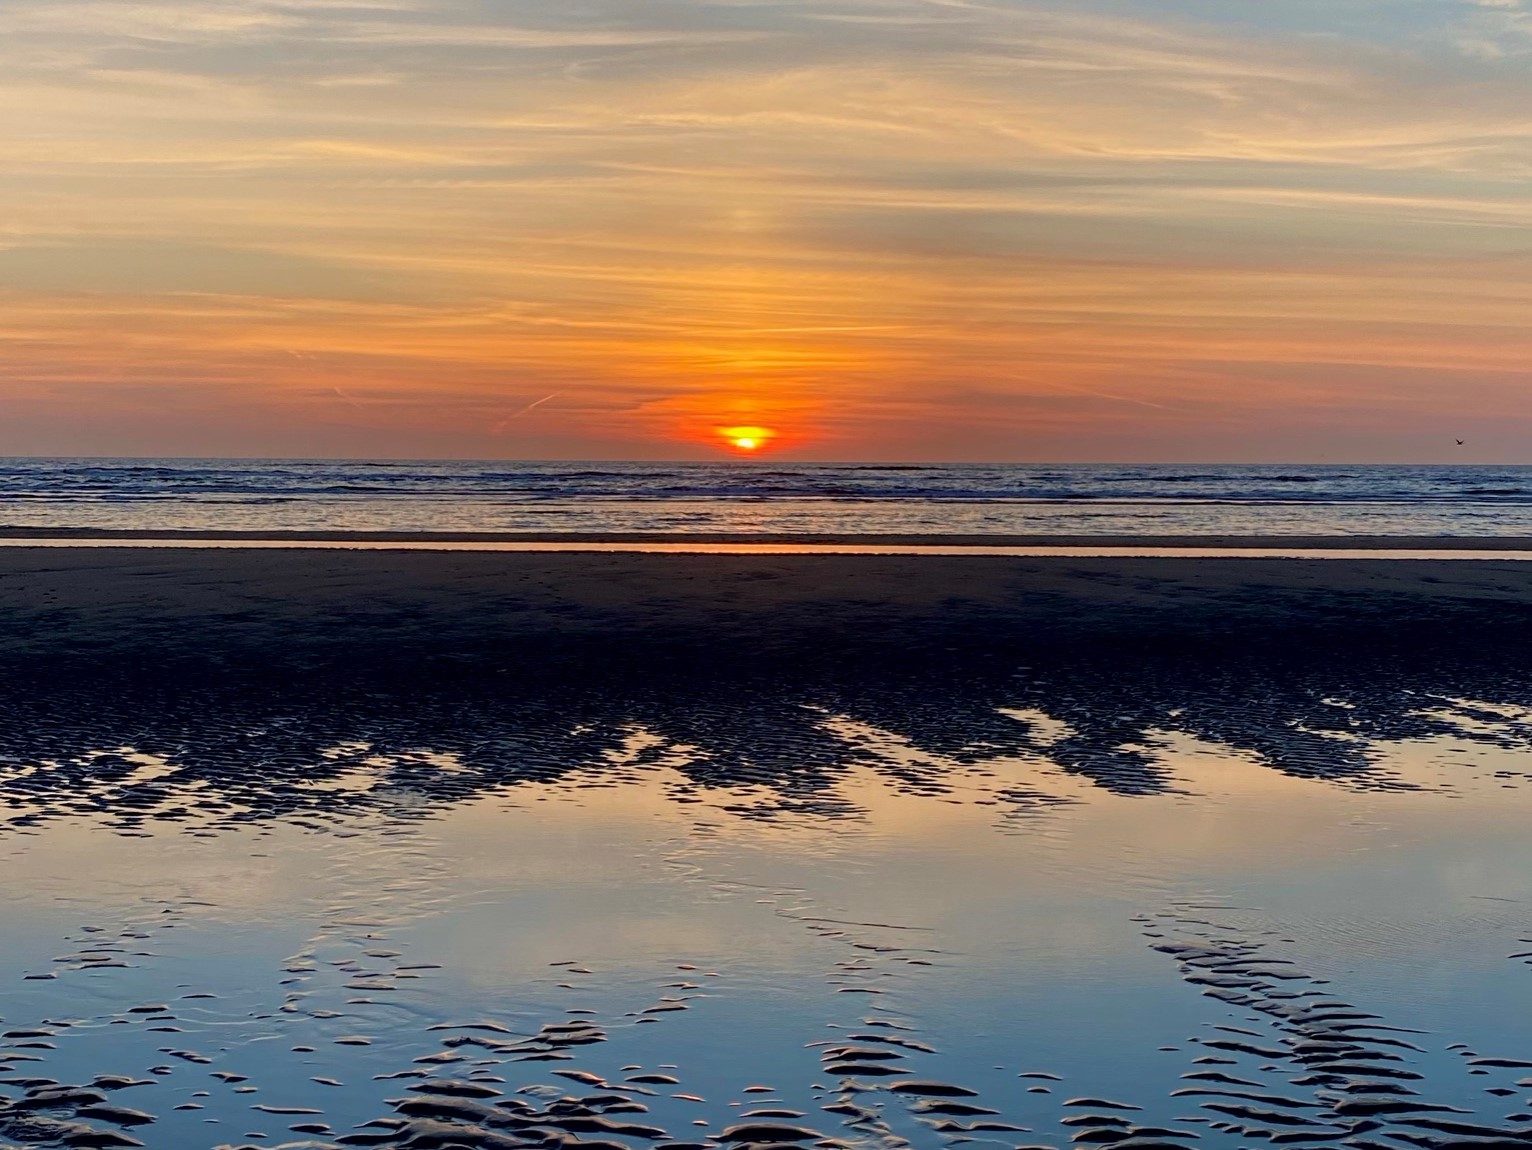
<box><xmin>1061</xmin><ymin>383</ymin><xmax>1174</xmax><ymax>411</ymax></box>
<box><xmin>1008</xmin><ymin>375</ymin><xmax>1179</xmax><ymax>412</ymax></box>
<box><xmin>493</xmin><ymin>391</ymin><xmax>564</xmax><ymax>434</ymax></box>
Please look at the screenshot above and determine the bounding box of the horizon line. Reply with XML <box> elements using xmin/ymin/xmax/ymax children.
<box><xmin>0</xmin><ymin>455</ymin><xmax>1522</xmax><ymax>469</ymax></box>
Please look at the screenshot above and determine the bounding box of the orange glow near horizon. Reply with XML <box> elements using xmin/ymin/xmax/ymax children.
<box><xmin>718</xmin><ymin>425</ymin><xmax>775</xmax><ymax>453</ymax></box>
<box><xmin>10</xmin><ymin>1</ymin><xmax>1532</xmax><ymax>461</ymax></box>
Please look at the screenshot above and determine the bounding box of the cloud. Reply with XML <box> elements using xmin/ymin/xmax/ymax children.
<box><xmin>4</xmin><ymin>0</ymin><xmax>1532</xmax><ymax>458</ymax></box>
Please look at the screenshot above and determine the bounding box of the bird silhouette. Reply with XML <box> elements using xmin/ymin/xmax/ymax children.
<box><xmin>1456</xmin><ymin>438</ymin><xmax>1465</xmax><ymax>446</ymax></box>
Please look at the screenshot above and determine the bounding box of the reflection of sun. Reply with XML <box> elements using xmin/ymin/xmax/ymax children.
<box><xmin>719</xmin><ymin>425</ymin><xmax>773</xmax><ymax>453</ymax></box>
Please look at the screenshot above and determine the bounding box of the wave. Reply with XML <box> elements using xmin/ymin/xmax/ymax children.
<box><xmin>7</xmin><ymin>462</ymin><xmax>1532</xmax><ymax>544</ymax></box>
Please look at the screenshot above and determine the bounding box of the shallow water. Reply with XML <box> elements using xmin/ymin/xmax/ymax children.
<box><xmin>6</xmin><ymin>683</ymin><xmax>1532</xmax><ymax>1149</ymax></box>
<box><xmin>9</xmin><ymin>539</ymin><xmax>1532</xmax><ymax>560</ymax></box>
<box><xmin>5</xmin><ymin>540</ymin><xmax>1532</xmax><ymax>560</ymax></box>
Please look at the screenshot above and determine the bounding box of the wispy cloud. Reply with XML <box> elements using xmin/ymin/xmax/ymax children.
<box><xmin>4</xmin><ymin>0</ymin><xmax>1532</xmax><ymax>458</ymax></box>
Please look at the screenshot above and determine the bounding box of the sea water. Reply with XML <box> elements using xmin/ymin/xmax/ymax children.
<box><xmin>4</xmin><ymin>459</ymin><xmax>1532</xmax><ymax>536</ymax></box>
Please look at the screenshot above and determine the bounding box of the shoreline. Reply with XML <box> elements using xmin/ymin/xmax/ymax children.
<box><xmin>0</xmin><ymin>526</ymin><xmax>1530</xmax><ymax>557</ymax></box>
<box><xmin>3</xmin><ymin>541</ymin><xmax>1532</xmax><ymax>560</ymax></box>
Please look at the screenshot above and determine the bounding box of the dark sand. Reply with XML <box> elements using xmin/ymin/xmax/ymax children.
<box><xmin>0</xmin><ymin>546</ymin><xmax>1529</xmax><ymax>806</ymax></box>
<box><xmin>2</xmin><ymin>546</ymin><xmax>1531</xmax><ymax>664</ymax></box>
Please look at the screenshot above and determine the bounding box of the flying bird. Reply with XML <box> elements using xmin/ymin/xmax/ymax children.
<box><xmin>1456</xmin><ymin>438</ymin><xmax>1465</xmax><ymax>446</ymax></box>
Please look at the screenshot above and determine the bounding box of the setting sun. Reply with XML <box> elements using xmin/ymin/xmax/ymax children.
<box><xmin>719</xmin><ymin>425</ymin><xmax>774</xmax><ymax>453</ymax></box>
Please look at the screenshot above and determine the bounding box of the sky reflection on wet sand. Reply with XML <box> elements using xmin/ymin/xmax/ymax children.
<box><xmin>7</xmin><ymin>700</ymin><xmax>1532</xmax><ymax>1150</ymax></box>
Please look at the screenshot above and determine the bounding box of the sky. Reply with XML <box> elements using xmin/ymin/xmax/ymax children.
<box><xmin>2</xmin><ymin>0</ymin><xmax>1532</xmax><ymax>462</ymax></box>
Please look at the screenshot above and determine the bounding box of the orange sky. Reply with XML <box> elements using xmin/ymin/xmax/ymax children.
<box><xmin>2</xmin><ymin>1</ymin><xmax>1532</xmax><ymax>461</ymax></box>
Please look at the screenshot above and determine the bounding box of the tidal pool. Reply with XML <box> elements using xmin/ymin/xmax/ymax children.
<box><xmin>4</xmin><ymin>700</ymin><xmax>1532</xmax><ymax>1150</ymax></box>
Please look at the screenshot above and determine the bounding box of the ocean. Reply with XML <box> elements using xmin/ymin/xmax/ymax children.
<box><xmin>3</xmin><ymin>458</ymin><xmax>1532</xmax><ymax>536</ymax></box>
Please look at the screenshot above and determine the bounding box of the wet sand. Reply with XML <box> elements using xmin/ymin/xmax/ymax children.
<box><xmin>3</xmin><ymin>546</ymin><xmax>1532</xmax><ymax>657</ymax></box>
<box><xmin>2</xmin><ymin>545</ymin><xmax>1529</xmax><ymax>799</ymax></box>
<box><xmin>3</xmin><ymin>526</ymin><xmax>1532</xmax><ymax>549</ymax></box>
<box><xmin>5</xmin><ymin>547</ymin><xmax>1532</xmax><ymax>783</ymax></box>
<box><xmin>4</xmin><ymin>548</ymin><xmax>1532</xmax><ymax>1150</ymax></box>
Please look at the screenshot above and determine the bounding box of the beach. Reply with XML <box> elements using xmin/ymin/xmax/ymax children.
<box><xmin>5</xmin><ymin>545</ymin><xmax>1532</xmax><ymax>795</ymax></box>
<box><xmin>7</xmin><ymin>542</ymin><xmax>1532</xmax><ymax>653</ymax></box>
<box><xmin>4</xmin><ymin>545</ymin><xmax>1532</xmax><ymax>1150</ymax></box>
<box><xmin>15</xmin><ymin>0</ymin><xmax>1532</xmax><ymax>1139</ymax></box>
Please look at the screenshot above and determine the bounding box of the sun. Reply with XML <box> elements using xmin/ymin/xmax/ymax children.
<box><xmin>718</xmin><ymin>425</ymin><xmax>773</xmax><ymax>453</ymax></box>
